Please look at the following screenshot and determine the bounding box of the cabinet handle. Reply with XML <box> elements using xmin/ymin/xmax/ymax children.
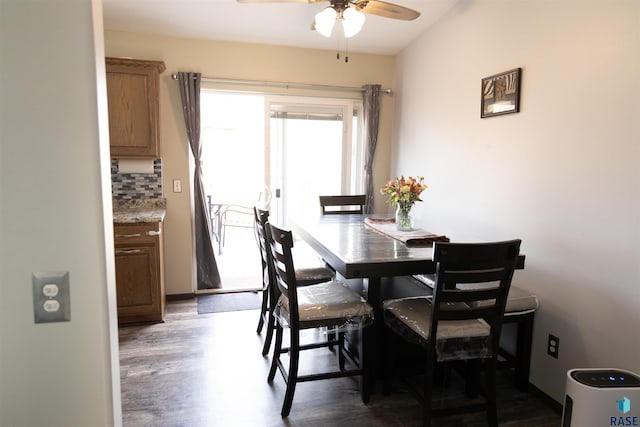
<box><xmin>147</xmin><ymin>230</ymin><xmax>161</xmax><ymax>236</ymax></box>
<box><xmin>115</xmin><ymin>249</ymin><xmax>142</xmax><ymax>255</ymax></box>
<box><xmin>115</xmin><ymin>233</ymin><xmax>142</xmax><ymax>238</ymax></box>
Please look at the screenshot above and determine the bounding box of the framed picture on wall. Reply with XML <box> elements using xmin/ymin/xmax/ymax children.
<box><xmin>481</xmin><ymin>68</ymin><xmax>521</xmax><ymax>118</ymax></box>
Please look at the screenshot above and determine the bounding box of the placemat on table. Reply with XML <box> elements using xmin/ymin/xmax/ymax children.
<box><xmin>364</xmin><ymin>217</ymin><xmax>449</xmax><ymax>246</ymax></box>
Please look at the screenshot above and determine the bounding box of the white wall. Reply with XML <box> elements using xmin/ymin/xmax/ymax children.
<box><xmin>0</xmin><ymin>0</ymin><xmax>121</xmax><ymax>425</ymax></box>
<box><xmin>393</xmin><ymin>0</ymin><xmax>640</xmax><ymax>402</ymax></box>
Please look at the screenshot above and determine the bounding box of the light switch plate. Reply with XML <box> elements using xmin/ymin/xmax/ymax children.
<box><xmin>32</xmin><ymin>271</ymin><xmax>70</xmax><ymax>323</ymax></box>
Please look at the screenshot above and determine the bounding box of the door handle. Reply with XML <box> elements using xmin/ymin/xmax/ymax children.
<box><xmin>115</xmin><ymin>249</ymin><xmax>142</xmax><ymax>255</ymax></box>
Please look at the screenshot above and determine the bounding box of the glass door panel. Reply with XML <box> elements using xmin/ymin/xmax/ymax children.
<box><xmin>267</xmin><ymin>97</ymin><xmax>362</xmax><ymax>225</ymax></box>
<box><xmin>200</xmin><ymin>91</ymin><xmax>266</xmax><ymax>206</ymax></box>
<box><xmin>200</xmin><ymin>91</ymin><xmax>265</xmax><ymax>290</ymax></box>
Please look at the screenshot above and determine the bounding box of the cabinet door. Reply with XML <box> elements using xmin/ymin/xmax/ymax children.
<box><xmin>106</xmin><ymin>58</ymin><xmax>164</xmax><ymax>158</ymax></box>
<box><xmin>115</xmin><ymin>243</ymin><xmax>160</xmax><ymax>316</ymax></box>
<box><xmin>114</xmin><ymin>222</ymin><xmax>165</xmax><ymax>324</ymax></box>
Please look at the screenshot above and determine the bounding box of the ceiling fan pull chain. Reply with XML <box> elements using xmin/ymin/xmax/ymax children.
<box><xmin>345</xmin><ymin>37</ymin><xmax>349</xmax><ymax>63</ymax></box>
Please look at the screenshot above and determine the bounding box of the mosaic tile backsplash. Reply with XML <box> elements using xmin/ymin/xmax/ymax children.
<box><xmin>111</xmin><ymin>159</ymin><xmax>163</xmax><ymax>199</ymax></box>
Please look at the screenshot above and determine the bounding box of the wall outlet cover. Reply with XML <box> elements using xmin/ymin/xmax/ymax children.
<box><xmin>32</xmin><ymin>271</ymin><xmax>70</xmax><ymax>323</ymax></box>
<box><xmin>547</xmin><ymin>334</ymin><xmax>559</xmax><ymax>359</ymax></box>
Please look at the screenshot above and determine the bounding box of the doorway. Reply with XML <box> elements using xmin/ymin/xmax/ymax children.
<box><xmin>200</xmin><ymin>91</ymin><xmax>264</xmax><ymax>291</ymax></box>
<box><xmin>200</xmin><ymin>90</ymin><xmax>363</xmax><ymax>291</ymax></box>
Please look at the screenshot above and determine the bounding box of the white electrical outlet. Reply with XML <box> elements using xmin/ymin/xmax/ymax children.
<box><xmin>173</xmin><ymin>179</ymin><xmax>182</xmax><ymax>193</ymax></box>
<box><xmin>547</xmin><ymin>334</ymin><xmax>559</xmax><ymax>358</ymax></box>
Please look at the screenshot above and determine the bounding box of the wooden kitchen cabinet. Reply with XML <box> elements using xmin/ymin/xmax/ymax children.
<box><xmin>106</xmin><ymin>57</ymin><xmax>165</xmax><ymax>158</ymax></box>
<box><xmin>114</xmin><ymin>222</ymin><xmax>165</xmax><ymax>325</ymax></box>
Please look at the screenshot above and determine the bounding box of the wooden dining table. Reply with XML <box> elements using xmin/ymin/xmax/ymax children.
<box><xmin>289</xmin><ymin>214</ymin><xmax>526</xmax><ymax>381</ymax></box>
<box><xmin>293</xmin><ymin>214</ymin><xmax>442</xmax><ymax>281</ymax></box>
<box><xmin>292</xmin><ymin>214</ymin><xmax>524</xmax><ymax>301</ymax></box>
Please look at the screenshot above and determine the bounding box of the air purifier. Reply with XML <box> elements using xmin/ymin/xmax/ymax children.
<box><xmin>562</xmin><ymin>368</ymin><xmax>640</xmax><ymax>427</ymax></box>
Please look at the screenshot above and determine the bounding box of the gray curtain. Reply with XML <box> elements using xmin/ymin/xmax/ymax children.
<box><xmin>177</xmin><ymin>72</ymin><xmax>221</xmax><ymax>289</ymax></box>
<box><xmin>362</xmin><ymin>84</ymin><xmax>381</xmax><ymax>214</ymax></box>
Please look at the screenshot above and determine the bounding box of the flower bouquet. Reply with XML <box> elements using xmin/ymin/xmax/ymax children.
<box><xmin>380</xmin><ymin>175</ymin><xmax>427</xmax><ymax>231</ymax></box>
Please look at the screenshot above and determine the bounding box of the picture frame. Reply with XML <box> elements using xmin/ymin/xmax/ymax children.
<box><xmin>481</xmin><ymin>68</ymin><xmax>521</xmax><ymax>118</ymax></box>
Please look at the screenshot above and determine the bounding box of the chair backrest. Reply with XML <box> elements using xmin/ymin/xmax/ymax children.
<box><xmin>430</xmin><ymin>239</ymin><xmax>521</xmax><ymax>357</ymax></box>
<box><xmin>266</xmin><ymin>223</ymin><xmax>300</xmax><ymax>324</ymax></box>
<box><xmin>254</xmin><ymin>207</ymin><xmax>272</xmax><ymax>292</ymax></box>
<box><xmin>319</xmin><ymin>195</ymin><xmax>366</xmax><ymax>215</ymax></box>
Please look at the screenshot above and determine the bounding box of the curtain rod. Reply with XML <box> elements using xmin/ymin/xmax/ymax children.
<box><xmin>170</xmin><ymin>73</ymin><xmax>392</xmax><ymax>95</ymax></box>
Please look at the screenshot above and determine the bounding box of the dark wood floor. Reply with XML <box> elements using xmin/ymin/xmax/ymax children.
<box><xmin>119</xmin><ymin>297</ymin><xmax>561</xmax><ymax>427</ymax></box>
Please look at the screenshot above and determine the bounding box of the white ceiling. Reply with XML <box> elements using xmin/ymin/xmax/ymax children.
<box><xmin>101</xmin><ymin>0</ymin><xmax>458</xmax><ymax>55</ymax></box>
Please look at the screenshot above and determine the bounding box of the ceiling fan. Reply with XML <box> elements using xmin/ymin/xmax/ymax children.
<box><xmin>237</xmin><ymin>0</ymin><xmax>421</xmax><ymax>39</ymax></box>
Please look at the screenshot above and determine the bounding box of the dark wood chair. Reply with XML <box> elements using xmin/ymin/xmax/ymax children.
<box><xmin>266</xmin><ymin>223</ymin><xmax>374</xmax><ymax>417</ymax></box>
<box><xmin>254</xmin><ymin>207</ymin><xmax>333</xmax><ymax>356</ymax></box>
<box><xmin>319</xmin><ymin>195</ymin><xmax>366</xmax><ymax>215</ymax></box>
<box><xmin>318</xmin><ymin>195</ymin><xmax>366</xmax><ymax>345</ymax></box>
<box><xmin>411</xmin><ymin>273</ymin><xmax>538</xmax><ymax>391</ymax></box>
<box><xmin>383</xmin><ymin>239</ymin><xmax>521</xmax><ymax>427</ymax></box>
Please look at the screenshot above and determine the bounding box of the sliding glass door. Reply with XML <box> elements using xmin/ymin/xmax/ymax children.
<box><xmin>200</xmin><ymin>92</ymin><xmax>266</xmax><ymax>207</ymax></box>
<box><xmin>200</xmin><ymin>90</ymin><xmax>363</xmax><ymax>288</ymax></box>
<box><xmin>200</xmin><ymin>91</ymin><xmax>363</xmax><ymax>225</ymax></box>
<box><xmin>266</xmin><ymin>96</ymin><xmax>363</xmax><ymax>225</ymax></box>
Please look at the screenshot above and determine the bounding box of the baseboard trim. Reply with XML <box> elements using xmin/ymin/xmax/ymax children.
<box><xmin>196</xmin><ymin>288</ymin><xmax>260</xmax><ymax>295</ymax></box>
<box><xmin>166</xmin><ymin>293</ymin><xmax>196</xmax><ymax>301</ymax></box>
<box><xmin>166</xmin><ymin>289</ymin><xmax>260</xmax><ymax>300</ymax></box>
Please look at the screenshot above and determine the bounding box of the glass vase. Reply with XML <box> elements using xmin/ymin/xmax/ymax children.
<box><xmin>395</xmin><ymin>204</ymin><xmax>413</xmax><ymax>231</ymax></box>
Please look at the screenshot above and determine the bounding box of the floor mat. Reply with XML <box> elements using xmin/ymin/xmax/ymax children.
<box><xmin>197</xmin><ymin>292</ymin><xmax>261</xmax><ymax>314</ymax></box>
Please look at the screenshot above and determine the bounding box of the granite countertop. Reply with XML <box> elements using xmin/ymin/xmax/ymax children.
<box><xmin>113</xmin><ymin>198</ymin><xmax>166</xmax><ymax>224</ymax></box>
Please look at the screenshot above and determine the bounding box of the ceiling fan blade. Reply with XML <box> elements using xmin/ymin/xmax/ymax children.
<box><xmin>237</xmin><ymin>0</ymin><xmax>303</xmax><ymax>3</ymax></box>
<box><xmin>237</xmin><ymin>0</ymin><xmax>324</xmax><ymax>3</ymax></box>
<box><xmin>353</xmin><ymin>0</ymin><xmax>420</xmax><ymax>20</ymax></box>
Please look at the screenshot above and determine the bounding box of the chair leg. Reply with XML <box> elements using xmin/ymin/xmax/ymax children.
<box><xmin>422</xmin><ymin>350</ymin><xmax>435</xmax><ymax>427</ymax></box>
<box><xmin>256</xmin><ymin>313</ymin><xmax>264</xmax><ymax>334</ymax></box>
<box><xmin>281</xmin><ymin>329</ymin><xmax>300</xmax><ymax>417</ymax></box>
<box><xmin>328</xmin><ymin>329</ymin><xmax>336</xmax><ymax>351</ymax></box>
<box><xmin>465</xmin><ymin>359</ymin><xmax>481</xmax><ymax>398</ymax></box>
<box><xmin>361</xmin><ymin>326</ymin><xmax>372</xmax><ymax>403</ymax></box>
<box><xmin>256</xmin><ymin>290</ymin><xmax>268</xmax><ymax>334</ymax></box>
<box><xmin>485</xmin><ymin>357</ymin><xmax>499</xmax><ymax>427</ymax></box>
<box><xmin>382</xmin><ymin>327</ymin><xmax>394</xmax><ymax>396</ymax></box>
<box><xmin>338</xmin><ymin>332</ymin><xmax>346</xmax><ymax>370</ymax></box>
<box><xmin>268</xmin><ymin>324</ymin><xmax>283</xmax><ymax>383</ymax></box>
<box><xmin>261</xmin><ymin>309</ymin><xmax>275</xmax><ymax>356</ymax></box>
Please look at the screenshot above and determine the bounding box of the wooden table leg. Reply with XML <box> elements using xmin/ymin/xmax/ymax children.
<box><xmin>364</xmin><ymin>277</ymin><xmax>384</xmax><ymax>390</ymax></box>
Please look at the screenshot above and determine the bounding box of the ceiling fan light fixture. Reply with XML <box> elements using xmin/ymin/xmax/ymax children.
<box><xmin>315</xmin><ymin>7</ymin><xmax>337</xmax><ymax>37</ymax></box>
<box><xmin>341</xmin><ymin>7</ymin><xmax>365</xmax><ymax>38</ymax></box>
